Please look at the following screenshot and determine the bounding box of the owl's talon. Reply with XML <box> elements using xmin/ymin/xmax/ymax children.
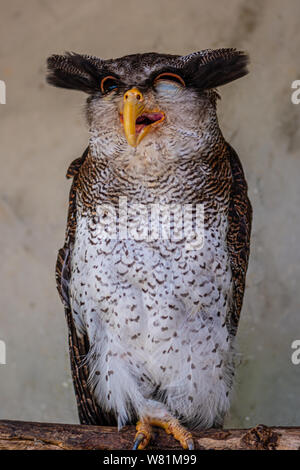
<box><xmin>187</xmin><ymin>438</ymin><xmax>195</xmax><ymax>450</ymax></box>
<box><xmin>133</xmin><ymin>420</ymin><xmax>153</xmax><ymax>450</ymax></box>
<box><xmin>150</xmin><ymin>416</ymin><xmax>194</xmax><ymax>450</ymax></box>
<box><xmin>132</xmin><ymin>433</ymin><xmax>146</xmax><ymax>450</ymax></box>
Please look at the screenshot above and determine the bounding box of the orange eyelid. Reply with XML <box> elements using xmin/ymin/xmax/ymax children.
<box><xmin>154</xmin><ymin>73</ymin><xmax>185</xmax><ymax>87</ymax></box>
<box><xmin>100</xmin><ymin>75</ymin><xmax>118</xmax><ymax>93</ymax></box>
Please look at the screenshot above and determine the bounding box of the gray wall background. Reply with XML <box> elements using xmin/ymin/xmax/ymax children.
<box><xmin>0</xmin><ymin>0</ymin><xmax>300</xmax><ymax>428</ymax></box>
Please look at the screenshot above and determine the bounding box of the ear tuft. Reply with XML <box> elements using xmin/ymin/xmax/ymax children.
<box><xmin>46</xmin><ymin>52</ymin><xmax>105</xmax><ymax>93</ymax></box>
<box><xmin>181</xmin><ymin>48</ymin><xmax>249</xmax><ymax>90</ymax></box>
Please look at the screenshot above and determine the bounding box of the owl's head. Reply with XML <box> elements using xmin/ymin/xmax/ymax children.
<box><xmin>47</xmin><ymin>49</ymin><xmax>248</xmax><ymax>163</ymax></box>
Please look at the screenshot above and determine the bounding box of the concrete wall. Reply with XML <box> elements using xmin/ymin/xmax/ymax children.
<box><xmin>0</xmin><ymin>0</ymin><xmax>299</xmax><ymax>427</ymax></box>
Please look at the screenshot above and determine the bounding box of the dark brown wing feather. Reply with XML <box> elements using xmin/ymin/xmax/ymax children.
<box><xmin>56</xmin><ymin>147</ymin><xmax>116</xmax><ymax>425</ymax></box>
<box><xmin>226</xmin><ymin>143</ymin><xmax>252</xmax><ymax>336</ymax></box>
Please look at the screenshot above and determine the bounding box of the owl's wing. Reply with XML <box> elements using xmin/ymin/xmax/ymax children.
<box><xmin>226</xmin><ymin>143</ymin><xmax>252</xmax><ymax>336</ymax></box>
<box><xmin>56</xmin><ymin>147</ymin><xmax>116</xmax><ymax>425</ymax></box>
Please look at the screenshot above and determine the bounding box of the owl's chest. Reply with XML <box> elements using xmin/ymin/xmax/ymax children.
<box><xmin>70</xmin><ymin>208</ymin><xmax>231</xmax><ymax>342</ymax></box>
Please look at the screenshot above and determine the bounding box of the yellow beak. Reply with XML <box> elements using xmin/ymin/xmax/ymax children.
<box><xmin>122</xmin><ymin>88</ymin><xmax>144</xmax><ymax>147</ymax></box>
<box><xmin>121</xmin><ymin>88</ymin><xmax>165</xmax><ymax>147</ymax></box>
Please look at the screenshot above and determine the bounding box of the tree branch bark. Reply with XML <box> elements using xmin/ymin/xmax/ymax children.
<box><xmin>0</xmin><ymin>420</ymin><xmax>299</xmax><ymax>450</ymax></box>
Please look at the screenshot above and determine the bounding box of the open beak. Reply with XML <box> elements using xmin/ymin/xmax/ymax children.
<box><xmin>120</xmin><ymin>87</ymin><xmax>165</xmax><ymax>147</ymax></box>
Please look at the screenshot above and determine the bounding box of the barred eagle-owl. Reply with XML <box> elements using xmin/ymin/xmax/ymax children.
<box><xmin>47</xmin><ymin>49</ymin><xmax>252</xmax><ymax>449</ymax></box>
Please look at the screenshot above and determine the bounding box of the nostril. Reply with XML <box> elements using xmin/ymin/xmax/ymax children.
<box><xmin>124</xmin><ymin>89</ymin><xmax>143</xmax><ymax>101</ymax></box>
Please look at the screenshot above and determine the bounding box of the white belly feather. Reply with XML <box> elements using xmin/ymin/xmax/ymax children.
<box><xmin>70</xmin><ymin>214</ymin><xmax>234</xmax><ymax>428</ymax></box>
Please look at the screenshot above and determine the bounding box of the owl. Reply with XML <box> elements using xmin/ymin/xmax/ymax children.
<box><xmin>47</xmin><ymin>49</ymin><xmax>252</xmax><ymax>450</ymax></box>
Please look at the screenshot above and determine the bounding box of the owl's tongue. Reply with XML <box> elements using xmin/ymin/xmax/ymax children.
<box><xmin>135</xmin><ymin>112</ymin><xmax>164</xmax><ymax>134</ymax></box>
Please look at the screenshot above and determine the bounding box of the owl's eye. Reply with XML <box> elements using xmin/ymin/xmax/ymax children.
<box><xmin>154</xmin><ymin>73</ymin><xmax>185</xmax><ymax>87</ymax></box>
<box><xmin>100</xmin><ymin>76</ymin><xmax>119</xmax><ymax>94</ymax></box>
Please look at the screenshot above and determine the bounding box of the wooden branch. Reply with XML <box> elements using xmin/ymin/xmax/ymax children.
<box><xmin>0</xmin><ymin>420</ymin><xmax>299</xmax><ymax>450</ymax></box>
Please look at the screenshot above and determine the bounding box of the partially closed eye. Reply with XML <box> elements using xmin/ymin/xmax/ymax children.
<box><xmin>154</xmin><ymin>73</ymin><xmax>185</xmax><ymax>92</ymax></box>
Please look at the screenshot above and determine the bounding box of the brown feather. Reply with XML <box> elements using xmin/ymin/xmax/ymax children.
<box><xmin>226</xmin><ymin>143</ymin><xmax>252</xmax><ymax>335</ymax></box>
<box><xmin>55</xmin><ymin>147</ymin><xmax>116</xmax><ymax>425</ymax></box>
